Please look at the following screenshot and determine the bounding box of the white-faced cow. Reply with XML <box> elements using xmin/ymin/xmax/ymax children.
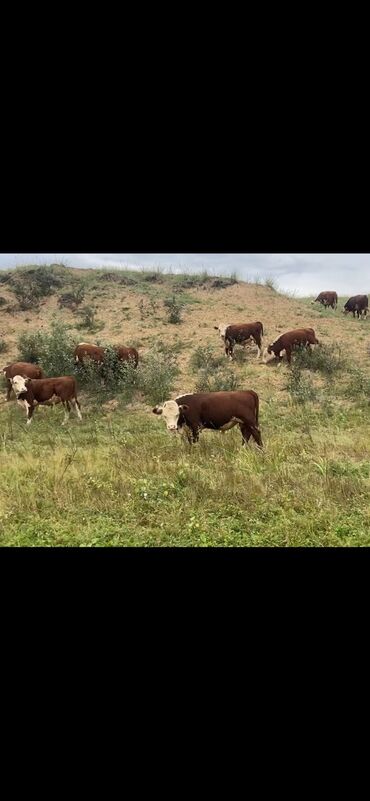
<box><xmin>2</xmin><ymin>362</ymin><xmax>44</xmax><ymax>402</ymax></box>
<box><xmin>10</xmin><ymin>375</ymin><xmax>82</xmax><ymax>426</ymax></box>
<box><xmin>262</xmin><ymin>328</ymin><xmax>319</xmax><ymax>366</ymax></box>
<box><xmin>214</xmin><ymin>322</ymin><xmax>264</xmax><ymax>360</ymax></box>
<box><xmin>343</xmin><ymin>295</ymin><xmax>369</xmax><ymax>319</ymax></box>
<box><xmin>74</xmin><ymin>342</ymin><xmax>139</xmax><ymax>366</ymax></box>
<box><xmin>311</xmin><ymin>291</ymin><xmax>338</xmax><ymax>309</ymax></box>
<box><xmin>152</xmin><ymin>390</ymin><xmax>262</xmax><ymax>448</ymax></box>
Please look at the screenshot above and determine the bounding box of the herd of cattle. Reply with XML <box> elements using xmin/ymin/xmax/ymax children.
<box><xmin>1</xmin><ymin>292</ymin><xmax>369</xmax><ymax>448</ymax></box>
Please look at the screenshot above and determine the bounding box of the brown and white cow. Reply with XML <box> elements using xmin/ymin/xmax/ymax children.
<box><xmin>10</xmin><ymin>375</ymin><xmax>82</xmax><ymax>426</ymax></box>
<box><xmin>214</xmin><ymin>322</ymin><xmax>264</xmax><ymax>360</ymax></box>
<box><xmin>152</xmin><ymin>390</ymin><xmax>262</xmax><ymax>447</ymax></box>
<box><xmin>2</xmin><ymin>362</ymin><xmax>44</xmax><ymax>402</ymax></box>
<box><xmin>311</xmin><ymin>291</ymin><xmax>338</xmax><ymax>309</ymax></box>
<box><xmin>343</xmin><ymin>295</ymin><xmax>369</xmax><ymax>319</ymax></box>
<box><xmin>262</xmin><ymin>328</ymin><xmax>319</xmax><ymax>366</ymax></box>
<box><xmin>74</xmin><ymin>342</ymin><xmax>139</xmax><ymax>366</ymax></box>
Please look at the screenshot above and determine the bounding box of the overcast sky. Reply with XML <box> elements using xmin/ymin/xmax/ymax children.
<box><xmin>0</xmin><ymin>254</ymin><xmax>369</xmax><ymax>296</ymax></box>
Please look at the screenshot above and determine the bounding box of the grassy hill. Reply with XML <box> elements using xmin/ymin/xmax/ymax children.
<box><xmin>0</xmin><ymin>264</ymin><xmax>369</xmax><ymax>546</ymax></box>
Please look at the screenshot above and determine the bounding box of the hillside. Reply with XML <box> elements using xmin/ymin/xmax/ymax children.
<box><xmin>0</xmin><ymin>264</ymin><xmax>369</xmax><ymax>546</ymax></box>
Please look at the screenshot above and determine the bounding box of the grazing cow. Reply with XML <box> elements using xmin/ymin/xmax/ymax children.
<box><xmin>10</xmin><ymin>375</ymin><xmax>82</xmax><ymax>426</ymax></box>
<box><xmin>262</xmin><ymin>328</ymin><xmax>319</xmax><ymax>366</ymax></box>
<box><xmin>152</xmin><ymin>390</ymin><xmax>262</xmax><ymax>448</ymax></box>
<box><xmin>2</xmin><ymin>362</ymin><xmax>44</xmax><ymax>402</ymax></box>
<box><xmin>343</xmin><ymin>295</ymin><xmax>369</xmax><ymax>319</ymax></box>
<box><xmin>74</xmin><ymin>342</ymin><xmax>139</xmax><ymax>366</ymax></box>
<box><xmin>214</xmin><ymin>322</ymin><xmax>264</xmax><ymax>360</ymax></box>
<box><xmin>311</xmin><ymin>291</ymin><xmax>338</xmax><ymax>309</ymax></box>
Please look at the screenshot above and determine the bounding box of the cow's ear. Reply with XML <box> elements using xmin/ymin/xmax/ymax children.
<box><xmin>24</xmin><ymin>377</ymin><xmax>31</xmax><ymax>384</ymax></box>
<box><xmin>178</xmin><ymin>404</ymin><xmax>189</xmax><ymax>412</ymax></box>
<box><xmin>152</xmin><ymin>406</ymin><xmax>163</xmax><ymax>415</ymax></box>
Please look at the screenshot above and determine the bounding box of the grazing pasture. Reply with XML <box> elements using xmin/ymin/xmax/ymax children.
<box><xmin>0</xmin><ymin>265</ymin><xmax>369</xmax><ymax>546</ymax></box>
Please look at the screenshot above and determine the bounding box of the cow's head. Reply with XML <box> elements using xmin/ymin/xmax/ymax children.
<box><xmin>262</xmin><ymin>344</ymin><xmax>276</xmax><ymax>364</ymax></box>
<box><xmin>214</xmin><ymin>323</ymin><xmax>229</xmax><ymax>340</ymax></box>
<box><xmin>343</xmin><ymin>307</ymin><xmax>349</xmax><ymax>315</ymax></box>
<box><xmin>152</xmin><ymin>400</ymin><xmax>189</xmax><ymax>433</ymax></box>
<box><xmin>10</xmin><ymin>375</ymin><xmax>30</xmax><ymax>397</ymax></box>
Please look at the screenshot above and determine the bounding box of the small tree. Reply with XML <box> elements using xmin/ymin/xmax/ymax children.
<box><xmin>164</xmin><ymin>296</ymin><xmax>183</xmax><ymax>324</ymax></box>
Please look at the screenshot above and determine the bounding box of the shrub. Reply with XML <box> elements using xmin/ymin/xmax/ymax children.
<box><xmin>287</xmin><ymin>365</ymin><xmax>317</xmax><ymax>404</ymax></box>
<box><xmin>76</xmin><ymin>305</ymin><xmax>104</xmax><ymax>332</ymax></box>
<box><xmin>293</xmin><ymin>343</ymin><xmax>343</xmax><ymax>374</ymax></box>
<box><xmin>0</xmin><ymin>297</ymin><xmax>7</xmax><ymax>307</ymax></box>
<box><xmin>345</xmin><ymin>367</ymin><xmax>370</xmax><ymax>400</ymax></box>
<box><xmin>76</xmin><ymin>345</ymin><xmax>139</xmax><ymax>401</ymax></box>
<box><xmin>137</xmin><ymin>348</ymin><xmax>179</xmax><ymax>405</ymax></box>
<box><xmin>195</xmin><ymin>366</ymin><xmax>239</xmax><ymax>392</ymax></box>
<box><xmin>0</xmin><ymin>338</ymin><xmax>8</xmax><ymax>353</ymax></box>
<box><xmin>18</xmin><ymin>321</ymin><xmax>75</xmax><ymax>377</ymax></box>
<box><xmin>9</xmin><ymin>266</ymin><xmax>63</xmax><ymax>310</ymax></box>
<box><xmin>264</xmin><ymin>276</ymin><xmax>278</xmax><ymax>291</ymax></box>
<box><xmin>58</xmin><ymin>286</ymin><xmax>85</xmax><ymax>310</ymax></box>
<box><xmin>164</xmin><ymin>296</ymin><xmax>183</xmax><ymax>324</ymax></box>
<box><xmin>189</xmin><ymin>345</ymin><xmax>224</xmax><ymax>372</ymax></box>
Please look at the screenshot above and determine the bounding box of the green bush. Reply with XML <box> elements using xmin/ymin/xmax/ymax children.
<box><xmin>137</xmin><ymin>348</ymin><xmax>179</xmax><ymax>405</ymax></box>
<box><xmin>18</xmin><ymin>321</ymin><xmax>75</xmax><ymax>376</ymax></box>
<box><xmin>345</xmin><ymin>367</ymin><xmax>370</xmax><ymax>400</ymax></box>
<box><xmin>76</xmin><ymin>305</ymin><xmax>104</xmax><ymax>332</ymax></box>
<box><xmin>293</xmin><ymin>343</ymin><xmax>343</xmax><ymax>374</ymax></box>
<box><xmin>164</xmin><ymin>296</ymin><xmax>183</xmax><ymax>324</ymax></box>
<box><xmin>58</xmin><ymin>286</ymin><xmax>85</xmax><ymax>310</ymax></box>
<box><xmin>287</xmin><ymin>365</ymin><xmax>317</xmax><ymax>404</ymax></box>
<box><xmin>76</xmin><ymin>345</ymin><xmax>139</xmax><ymax>401</ymax></box>
<box><xmin>189</xmin><ymin>345</ymin><xmax>224</xmax><ymax>372</ymax></box>
<box><xmin>195</xmin><ymin>366</ymin><xmax>239</xmax><ymax>392</ymax></box>
<box><xmin>11</xmin><ymin>266</ymin><xmax>63</xmax><ymax>309</ymax></box>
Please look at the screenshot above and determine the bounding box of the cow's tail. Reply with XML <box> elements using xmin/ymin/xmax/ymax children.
<box><xmin>259</xmin><ymin>322</ymin><xmax>264</xmax><ymax>336</ymax></box>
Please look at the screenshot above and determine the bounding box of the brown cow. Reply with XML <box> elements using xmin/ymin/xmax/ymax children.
<box><xmin>74</xmin><ymin>342</ymin><xmax>139</xmax><ymax>366</ymax></box>
<box><xmin>152</xmin><ymin>390</ymin><xmax>262</xmax><ymax>447</ymax></box>
<box><xmin>10</xmin><ymin>374</ymin><xmax>82</xmax><ymax>426</ymax></box>
<box><xmin>262</xmin><ymin>328</ymin><xmax>319</xmax><ymax>366</ymax></box>
<box><xmin>214</xmin><ymin>322</ymin><xmax>264</xmax><ymax>360</ymax></box>
<box><xmin>343</xmin><ymin>295</ymin><xmax>369</xmax><ymax>318</ymax></box>
<box><xmin>312</xmin><ymin>291</ymin><xmax>338</xmax><ymax>309</ymax></box>
<box><xmin>2</xmin><ymin>362</ymin><xmax>44</xmax><ymax>402</ymax></box>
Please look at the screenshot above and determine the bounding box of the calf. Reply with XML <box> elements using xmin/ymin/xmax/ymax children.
<box><xmin>262</xmin><ymin>328</ymin><xmax>319</xmax><ymax>366</ymax></box>
<box><xmin>2</xmin><ymin>362</ymin><xmax>44</xmax><ymax>402</ymax></box>
<box><xmin>343</xmin><ymin>295</ymin><xmax>368</xmax><ymax>318</ymax></box>
<box><xmin>311</xmin><ymin>291</ymin><xmax>338</xmax><ymax>309</ymax></box>
<box><xmin>214</xmin><ymin>322</ymin><xmax>264</xmax><ymax>359</ymax></box>
<box><xmin>10</xmin><ymin>375</ymin><xmax>82</xmax><ymax>426</ymax></box>
<box><xmin>153</xmin><ymin>390</ymin><xmax>262</xmax><ymax>447</ymax></box>
<box><xmin>74</xmin><ymin>342</ymin><xmax>139</xmax><ymax>366</ymax></box>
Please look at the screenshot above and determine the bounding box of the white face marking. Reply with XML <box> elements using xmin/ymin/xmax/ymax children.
<box><xmin>216</xmin><ymin>323</ymin><xmax>229</xmax><ymax>340</ymax></box>
<box><xmin>160</xmin><ymin>400</ymin><xmax>182</xmax><ymax>432</ymax></box>
<box><xmin>11</xmin><ymin>375</ymin><xmax>28</xmax><ymax>395</ymax></box>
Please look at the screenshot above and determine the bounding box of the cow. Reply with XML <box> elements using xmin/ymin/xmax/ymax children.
<box><xmin>311</xmin><ymin>291</ymin><xmax>338</xmax><ymax>309</ymax></box>
<box><xmin>262</xmin><ymin>328</ymin><xmax>319</xmax><ymax>366</ymax></box>
<box><xmin>214</xmin><ymin>322</ymin><xmax>264</xmax><ymax>360</ymax></box>
<box><xmin>10</xmin><ymin>375</ymin><xmax>82</xmax><ymax>426</ymax></box>
<box><xmin>343</xmin><ymin>295</ymin><xmax>369</xmax><ymax>319</ymax></box>
<box><xmin>74</xmin><ymin>342</ymin><xmax>139</xmax><ymax>366</ymax></box>
<box><xmin>152</xmin><ymin>390</ymin><xmax>262</xmax><ymax>448</ymax></box>
<box><xmin>2</xmin><ymin>361</ymin><xmax>44</xmax><ymax>402</ymax></box>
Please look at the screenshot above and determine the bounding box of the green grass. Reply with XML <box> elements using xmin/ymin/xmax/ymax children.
<box><xmin>0</xmin><ymin>398</ymin><xmax>369</xmax><ymax>546</ymax></box>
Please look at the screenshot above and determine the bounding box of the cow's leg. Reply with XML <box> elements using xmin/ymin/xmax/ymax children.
<box><xmin>285</xmin><ymin>347</ymin><xmax>292</xmax><ymax>365</ymax></box>
<box><xmin>240</xmin><ymin>422</ymin><xmax>263</xmax><ymax>449</ymax></box>
<box><xmin>276</xmin><ymin>352</ymin><xmax>284</xmax><ymax>367</ymax></box>
<box><xmin>71</xmin><ymin>397</ymin><xmax>82</xmax><ymax>421</ymax></box>
<box><xmin>253</xmin><ymin>335</ymin><xmax>262</xmax><ymax>360</ymax></box>
<box><xmin>25</xmin><ymin>402</ymin><xmax>34</xmax><ymax>426</ymax></box>
<box><xmin>61</xmin><ymin>400</ymin><xmax>71</xmax><ymax>426</ymax></box>
<box><xmin>191</xmin><ymin>425</ymin><xmax>199</xmax><ymax>443</ymax></box>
